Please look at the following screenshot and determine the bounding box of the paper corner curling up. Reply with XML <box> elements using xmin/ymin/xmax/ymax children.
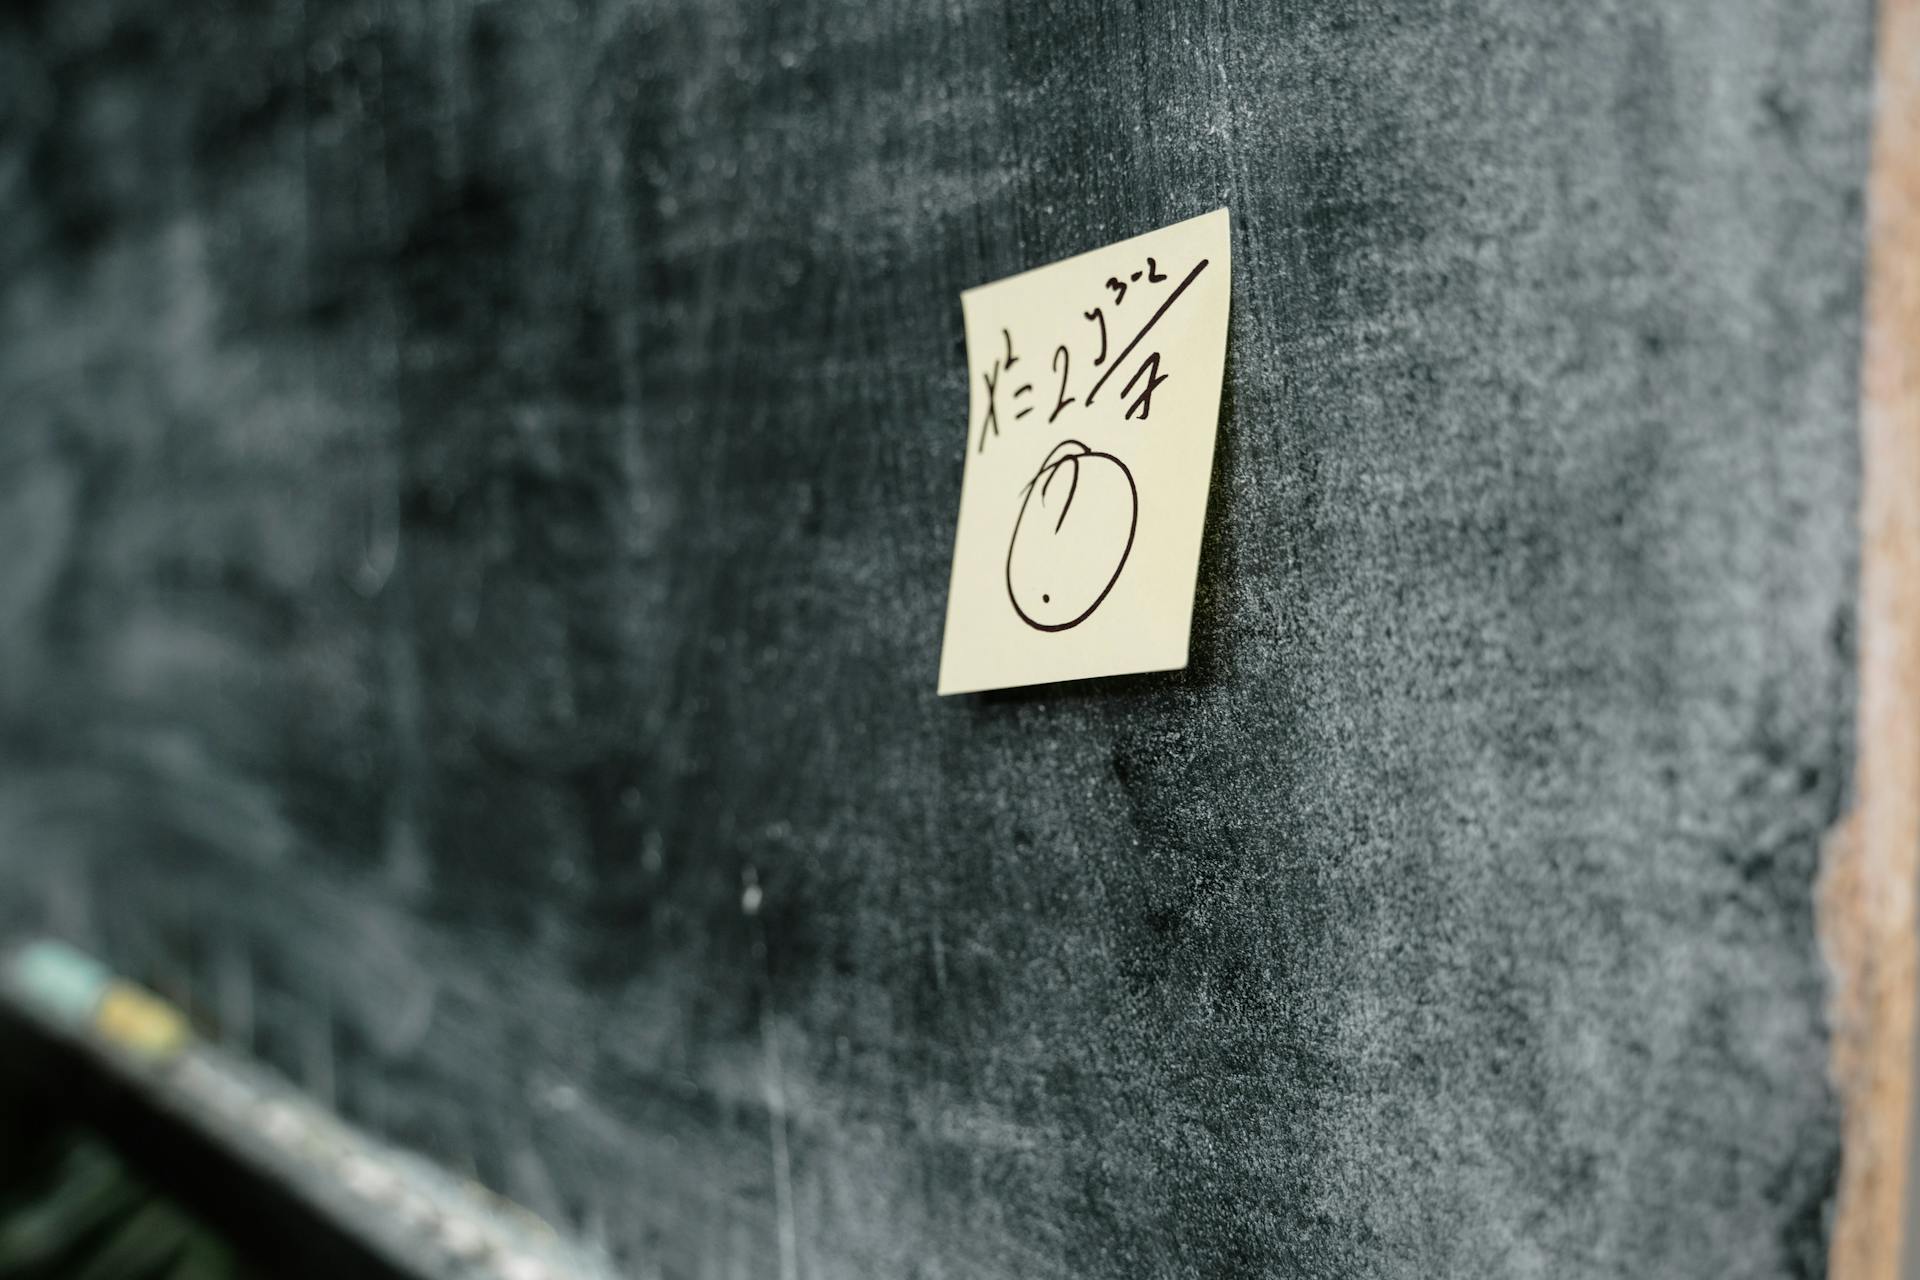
<box><xmin>938</xmin><ymin>208</ymin><xmax>1232</xmax><ymax>696</ymax></box>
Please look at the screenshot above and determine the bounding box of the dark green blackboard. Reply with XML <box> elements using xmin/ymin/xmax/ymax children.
<box><xmin>0</xmin><ymin>0</ymin><xmax>1874</xmax><ymax>1275</ymax></box>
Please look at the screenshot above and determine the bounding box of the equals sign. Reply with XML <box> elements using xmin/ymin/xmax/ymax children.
<box><xmin>1014</xmin><ymin>383</ymin><xmax>1034</xmax><ymax>419</ymax></box>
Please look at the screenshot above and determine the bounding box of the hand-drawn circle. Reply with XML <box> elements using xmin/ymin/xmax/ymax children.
<box><xmin>1005</xmin><ymin>439</ymin><xmax>1138</xmax><ymax>632</ymax></box>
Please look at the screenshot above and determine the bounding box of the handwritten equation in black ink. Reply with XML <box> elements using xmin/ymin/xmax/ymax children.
<box><xmin>1082</xmin><ymin>257</ymin><xmax>1207</xmax><ymax>410</ymax></box>
<box><xmin>976</xmin><ymin>256</ymin><xmax>1211</xmax><ymax>454</ymax></box>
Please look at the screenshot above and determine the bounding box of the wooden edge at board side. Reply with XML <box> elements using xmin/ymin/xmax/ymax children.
<box><xmin>1822</xmin><ymin>1</ymin><xmax>1920</xmax><ymax>1277</ymax></box>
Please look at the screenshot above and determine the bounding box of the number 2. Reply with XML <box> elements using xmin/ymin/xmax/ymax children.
<box><xmin>1049</xmin><ymin>345</ymin><xmax>1075</xmax><ymax>423</ymax></box>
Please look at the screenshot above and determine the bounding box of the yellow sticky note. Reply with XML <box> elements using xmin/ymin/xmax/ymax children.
<box><xmin>938</xmin><ymin>209</ymin><xmax>1232</xmax><ymax>695</ymax></box>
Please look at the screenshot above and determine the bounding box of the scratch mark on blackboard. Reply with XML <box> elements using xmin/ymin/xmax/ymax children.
<box><xmin>749</xmin><ymin>868</ymin><xmax>800</xmax><ymax>1280</ymax></box>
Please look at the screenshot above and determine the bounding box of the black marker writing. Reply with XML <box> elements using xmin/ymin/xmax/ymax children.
<box><xmin>1005</xmin><ymin>440</ymin><xmax>1138</xmax><ymax>632</ymax></box>
<box><xmin>1084</xmin><ymin>308</ymin><xmax>1107</xmax><ymax>365</ymax></box>
<box><xmin>978</xmin><ymin>364</ymin><xmax>1001</xmax><ymax>452</ymax></box>
<box><xmin>1122</xmin><ymin>352</ymin><xmax>1167</xmax><ymax>421</ymax></box>
<box><xmin>1049</xmin><ymin>345</ymin><xmax>1075</xmax><ymax>423</ymax></box>
<box><xmin>1085</xmin><ymin>257</ymin><xmax>1208</xmax><ymax>407</ymax></box>
<box><xmin>975</xmin><ymin>254</ymin><xmax>1206</xmax><ymax>456</ymax></box>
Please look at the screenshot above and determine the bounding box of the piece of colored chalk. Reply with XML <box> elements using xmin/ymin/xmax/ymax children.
<box><xmin>94</xmin><ymin>983</ymin><xmax>190</xmax><ymax>1059</ymax></box>
<box><xmin>437</xmin><ymin>1214</ymin><xmax>492</xmax><ymax>1262</ymax></box>
<box><xmin>5</xmin><ymin>939</ymin><xmax>111</xmax><ymax>1027</ymax></box>
<box><xmin>499</xmin><ymin>1254</ymin><xmax>557</xmax><ymax>1280</ymax></box>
